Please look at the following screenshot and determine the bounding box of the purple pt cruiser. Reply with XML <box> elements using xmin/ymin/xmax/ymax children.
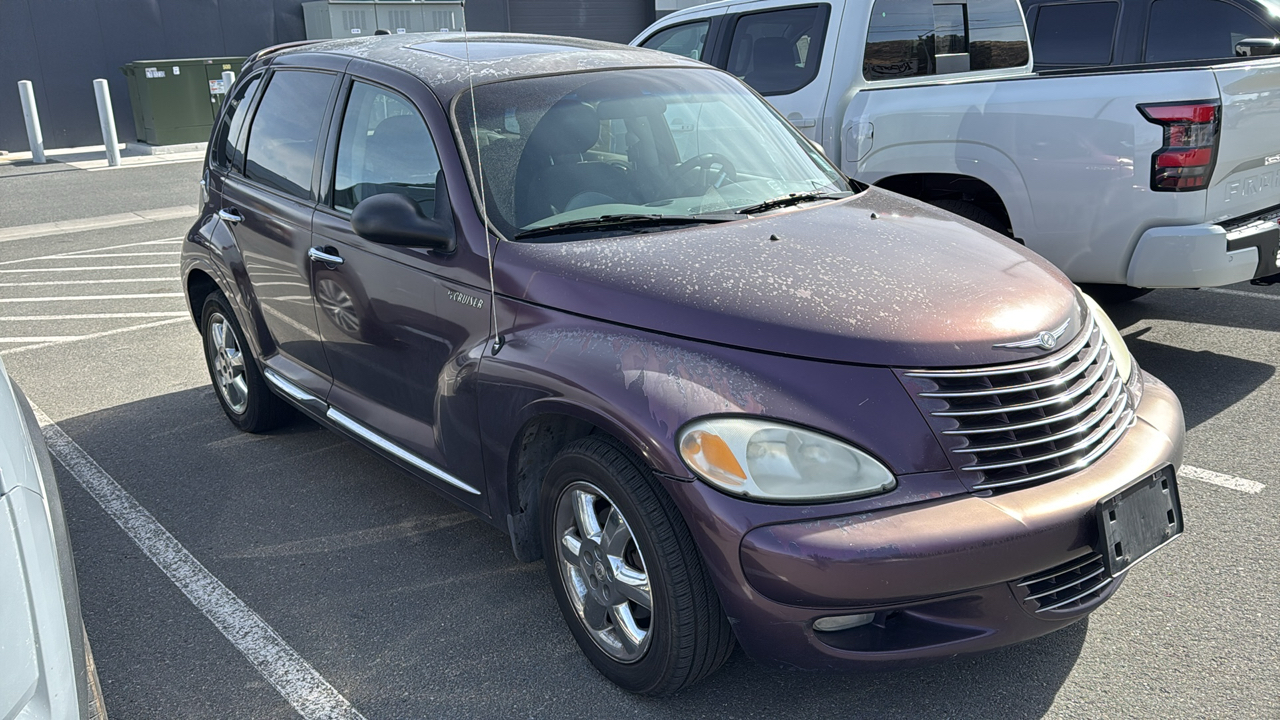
<box><xmin>182</xmin><ymin>33</ymin><xmax>1186</xmax><ymax>695</ymax></box>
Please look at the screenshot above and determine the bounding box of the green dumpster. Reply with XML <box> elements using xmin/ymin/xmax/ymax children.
<box><xmin>121</xmin><ymin>57</ymin><xmax>245</xmax><ymax>146</ymax></box>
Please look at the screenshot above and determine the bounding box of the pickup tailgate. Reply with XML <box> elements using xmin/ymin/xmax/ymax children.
<box><xmin>1208</xmin><ymin>59</ymin><xmax>1280</xmax><ymax>223</ymax></box>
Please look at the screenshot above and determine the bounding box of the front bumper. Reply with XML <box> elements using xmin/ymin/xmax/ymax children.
<box><xmin>1126</xmin><ymin>206</ymin><xmax>1280</xmax><ymax>288</ymax></box>
<box><xmin>663</xmin><ymin>372</ymin><xmax>1184</xmax><ymax>671</ymax></box>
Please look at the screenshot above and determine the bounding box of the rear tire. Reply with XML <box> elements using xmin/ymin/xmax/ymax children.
<box><xmin>200</xmin><ymin>291</ymin><xmax>292</xmax><ymax>433</ymax></box>
<box><xmin>1080</xmin><ymin>283</ymin><xmax>1153</xmax><ymax>305</ymax></box>
<box><xmin>539</xmin><ymin>436</ymin><xmax>733</xmax><ymax>696</ymax></box>
<box><xmin>928</xmin><ymin>198</ymin><xmax>1009</xmax><ymax>236</ymax></box>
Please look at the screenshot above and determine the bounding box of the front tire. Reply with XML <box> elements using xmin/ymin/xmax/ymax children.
<box><xmin>200</xmin><ymin>291</ymin><xmax>292</xmax><ymax>432</ymax></box>
<box><xmin>540</xmin><ymin>437</ymin><xmax>733</xmax><ymax>696</ymax></box>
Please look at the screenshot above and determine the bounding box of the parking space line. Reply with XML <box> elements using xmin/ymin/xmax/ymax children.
<box><xmin>0</xmin><ymin>312</ymin><xmax>188</xmax><ymax>321</ymax></box>
<box><xmin>0</xmin><ymin>264</ymin><xmax>179</xmax><ymax>273</ymax></box>
<box><xmin>33</xmin><ymin>405</ymin><xmax>366</xmax><ymax>720</ymax></box>
<box><xmin>1181</xmin><ymin>465</ymin><xmax>1266</xmax><ymax>494</ymax></box>
<box><xmin>0</xmin><ymin>237</ymin><xmax>184</xmax><ymax>267</ymax></box>
<box><xmin>1201</xmin><ymin>288</ymin><xmax>1280</xmax><ymax>302</ymax></box>
<box><xmin>0</xmin><ymin>292</ymin><xmax>183</xmax><ymax>303</ymax></box>
<box><xmin>0</xmin><ymin>206</ymin><xmax>194</xmax><ymax>244</ymax></box>
<box><xmin>0</xmin><ymin>336</ymin><xmax>83</xmax><ymax>343</ymax></box>
<box><xmin>0</xmin><ymin>318</ymin><xmax>187</xmax><ymax>355</ymax></box>
<box><xmin>30</xmin><ymin>252</ymin><xmax>180</xmax><ymax>260</ymax></box>
<box><xmin>0</xmin><ymin>278</ymin><xmax>177</xmax><ymax>287</ymax></box>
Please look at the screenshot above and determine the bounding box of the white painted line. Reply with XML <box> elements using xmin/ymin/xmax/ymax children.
<box><xmin>32</xmin><ymin>405</ymin><xmax>366</xmax><ymax>720</ymax></box>
<box><xmin>0</xmin><ymin>336</ymin><xmax>83</xmax><ymax>343</ymax></box>
<box><xmin>0</xmin><ymin>237</ymin><xmax>184</xmax><ymax>266</ymax></box>
<box><xmin>0</xmin><ymin>292</ymin><xmax>183</xmax><ymax>303</ymax></box>
<box><xmin>31</xmin><ymin>252</ymin><xmax>179</xmax><ymax>259</ymax></box>
<box><xmin>0</xmin><ymin>312</ymin><xmax>188</xmax><ymax>321</ymax></box>
<box><xmin>0</xmin><ymin>278</ymin><xmax>176</xmax><ymax>287</ymax></box>
<box><xmin>0</xmin><ymin>318</ymin><xmax>187</xmax><ymax>355</ymax></box>
<box><xmin>1201</xmin><ymin>288</ymin><xmax>1280</xmax><ymax>302</ymax></box>
<box><xmin>0</xmin><ymin>206</ymin><xmax>195</xmax><ymax>244</ymax></box>
<box><xmin>0</xmin><ymin>265</ymin><xmax>178</xmax><ymax>273</ymax></box>
<box><xmin>1182</xmin><ymin>465</ymin><xmax>1265</xmax><ymax>494</ymax></box>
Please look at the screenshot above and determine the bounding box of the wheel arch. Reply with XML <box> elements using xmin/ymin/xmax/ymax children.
<box><xmin>875</xmin><ymin>173</ymin><xmax>1016</xmax><ymax>238</ymax></box>
<box><xmin>185</xmin><ymin>267</ymin><xmax>220</xmax><ymax>328</ymax></box>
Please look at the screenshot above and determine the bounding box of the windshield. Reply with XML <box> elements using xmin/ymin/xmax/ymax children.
<box><xmin>452</xmin><ymin>67</ymin><xmax>851</xmax><ymax>240</ymax></box>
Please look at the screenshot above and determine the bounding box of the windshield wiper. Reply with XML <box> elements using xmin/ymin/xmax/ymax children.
<box><xmin>735</xmin><ymin>191</ymin><xmax>851</xmax><ymax>215</ymax></box>
<box><xmin>514</xmin><ymin>214</ymin><xmax>727</xmax><ymax>240</ymax></box>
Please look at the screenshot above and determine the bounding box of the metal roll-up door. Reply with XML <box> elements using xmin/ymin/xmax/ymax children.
<box><xmin>506</xmin><ymin>0</ymin><xmax>651</xmax><ymax>44</ymax></box>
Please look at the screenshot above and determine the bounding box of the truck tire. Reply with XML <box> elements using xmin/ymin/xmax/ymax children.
<box><xmin>928</xmin><ymin>198</ymin><xmax>1009</xmax><ymax>236</ymax></box>
<box><xmin>1080</xmin><ymin>284</ymin><xmax>1153</xmax><ymax>304</ymax></box>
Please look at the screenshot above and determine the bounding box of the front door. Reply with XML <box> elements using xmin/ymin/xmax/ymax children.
<box><xmin>221</xmin><ymin>68</ymin><xmax>339</xmax><ymax>398</ymax></box>
<box><xmin>310</xmin><ymin>76</ymin><xmax>490</xmax><ymax>511</ymax></box>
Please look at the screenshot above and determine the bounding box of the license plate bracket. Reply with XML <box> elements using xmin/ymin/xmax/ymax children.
<box><xmin>1097</xmin><ymin>465</ymin><xmax>1183</xmax><ymax>577</ymax></box>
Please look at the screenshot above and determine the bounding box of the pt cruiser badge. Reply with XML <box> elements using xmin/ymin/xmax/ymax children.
<box><xmin>994</xmin><ymin>318</ymin><xmax>1071</xmax><ymax>350</ymax></box>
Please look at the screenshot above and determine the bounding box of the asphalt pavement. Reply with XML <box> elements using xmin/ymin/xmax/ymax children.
<box><xmin>1</xmin><ymin>155</ymin><xmax>1276</xmax><ymax>719</ymax></box>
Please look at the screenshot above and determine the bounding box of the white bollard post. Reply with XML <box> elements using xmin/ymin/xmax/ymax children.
<box><xmin>17</xmin><ymin>80</ymin><xmax>45</xmax><ymax>164</ymax></box>
<box><xmin>221</xmin><ymin>70</ymin><xmax>236</xmax><ymax>92</ymax></box>
<box><xmin>92</xmin><ymin>78</ymin><xmax>121</xmax><ymax>167</ymax></box>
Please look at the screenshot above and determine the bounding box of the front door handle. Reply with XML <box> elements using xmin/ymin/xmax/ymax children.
<box><xmin>307</xmin><ymin>247</ymin><xmax>344</xmax><ymax>266</ymax></box>
<box><xmin>217</xmin><ymin>208</ymin><xmax>244</xmax><ymax>224</ymax></box>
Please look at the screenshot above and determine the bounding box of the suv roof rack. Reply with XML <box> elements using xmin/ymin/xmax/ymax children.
<box><xmin>244</xmin><ymin>40</ymin><xmax>324</xmax><ymax>68</ymax></box>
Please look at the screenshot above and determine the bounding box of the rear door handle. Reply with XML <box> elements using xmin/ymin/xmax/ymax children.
<box><xmin>217</xmin><ymin>208</ymin><xmax>243</xmax><ymax>223</ymax></box>
<box><xmin>307</xmin><ymin>247</ymin><xmax>344</xmax><ymax>266</ymax></box>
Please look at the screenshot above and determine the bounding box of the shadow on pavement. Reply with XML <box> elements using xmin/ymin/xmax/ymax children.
<box><xmin>56</xmin><ymin>386</ymin><xmax>1086</xmax><ymax>719</ymax></box>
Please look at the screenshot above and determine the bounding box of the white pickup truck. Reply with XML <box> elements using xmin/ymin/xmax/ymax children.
<box><xmin>635</xmin><ymin>0</ymin><xmax>1280</xmax><ymax>300</ymax></box>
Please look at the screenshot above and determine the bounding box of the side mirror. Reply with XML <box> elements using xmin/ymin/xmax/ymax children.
<box><xmin>351</xmin><ymin>171</ymin><xmax>455</xmax><ymax>251</ymax></box>
<box><xmin>1235</xmin><ymin>38</ymin><xmax>1280</xmax><ymax>57</ymax></box>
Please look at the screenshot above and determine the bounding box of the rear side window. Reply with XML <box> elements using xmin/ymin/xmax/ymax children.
<box><xmin>726</xmin><ymin>5</ymin><xmax>829</xmax><ymax>95</ymax></box>
<box><xmin>640</xmin><ymin>20</ymin><xmax>711</xmax><ymax>60</ymax></box>
<box><xmin>244</xmin><ymin>70</ymin><xmax>335</xmax><ymax>200</ymax></box>
<box><xmin>1032</xmin><ymin>2</ymin><xmax>1120</xmax><ymax>66</ymax></box>
<box><xmin>211</xmin><ymin>73</ymin><xmax>261</xmax><ymax>171</ymax></box>
<box><xmin>1145</xmin><ymin>0</ymin><xmax>1276</xmax><ymax>62</ymax></box>
<box><xmin>332</xmin><ymin>81</ymin><xmax>443</xmax><ymax>216</ymax></box>
<box><xmin>864</xmin><ymin>0</ymin><xmax>1031</xmax><ymax>80</ymax></box>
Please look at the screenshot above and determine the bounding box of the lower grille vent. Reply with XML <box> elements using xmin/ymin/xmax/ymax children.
<box><xmin>1015</xmin><ymin>553</ymin><xmax>1112</xmax><ymax>613</ymax></box>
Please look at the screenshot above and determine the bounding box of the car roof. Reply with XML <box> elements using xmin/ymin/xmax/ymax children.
<box><xmin>271</xmin><ymin>32</ymin><xmax>709</xmax><ymax>101</ymax></box>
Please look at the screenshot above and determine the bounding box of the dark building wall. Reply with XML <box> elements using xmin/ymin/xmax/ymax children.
<box><xmin>1</xmin><ymin>0</ymin><xmax>653</xmax><ymax>152</ymax></box>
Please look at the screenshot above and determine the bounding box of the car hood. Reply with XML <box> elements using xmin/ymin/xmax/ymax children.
<box><xmin>498</xmin><ymin>188</ymin><xmax>1083</xmax><ymax>368</ymax></box>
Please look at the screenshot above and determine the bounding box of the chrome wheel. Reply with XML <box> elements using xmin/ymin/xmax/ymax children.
<box><xmin>316</xmin><ymin>277</ymin><xmax>361</xmax><ymax>335</ymax></box>
<box><xmin>207</xmin><ymin>312</ymin><xmax>249</xmax><ymax>414</ymax></box>
<box><xmin>554</xmin><ymin>481</ymin><xmax>654</xmax><ymax>663</ymax></box>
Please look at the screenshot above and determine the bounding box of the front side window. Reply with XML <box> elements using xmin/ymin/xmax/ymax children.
<box><xmin>453</xmin><ymin>68</ymin><xmax>851</xmax><ymax>240</ymax></box>
<box><xmin>244</xmin><ymin>70</ymin><xmax>335</xmax><ymax>200</ymax></box>
<box><xmin>725</xmin><ymin>6</ymin><xmax>829</xmax><ymax>95</ymax></box>
<box><xmin>640</xmin><ymin>21</ymin><xmax>711</xmax><ymax>60</ymax></box>
<box><xmin>864</xmin><ymin>0</ymin><xmax>1030</xmax><ymax>80</ymax></box>
<box><xmin>333</xmin><ymin>82</ymin><xmax>443</xmax><ymax>215</ymax></box>
<box><xmin>211</xmin><ymin>73</ymin><xmax>262</xmax><ymax>171</ymax></box>
<box><xmin>1145</xmin><ymin>0</ymin><xmax>1275</xmax><ymax>62</ymax></box>
<box><xmin>1032</xmin><ymin>2</ymin><xmax>1121</xmax><ymax>66</ymax></box>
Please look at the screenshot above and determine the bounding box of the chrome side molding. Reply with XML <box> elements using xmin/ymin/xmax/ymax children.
<box><xmin>325</xmin><ymin>408</ymin><xmax>482</xmax><ymax>496</ymax></box>
<box><xmin>262</xmin><ymin>368</ymin><xmax>327</xmax><ymax>414</ymax></box>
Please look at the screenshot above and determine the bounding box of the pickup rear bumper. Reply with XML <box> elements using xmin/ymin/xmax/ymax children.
<box><xmin>1127</xmin><ymin>205</ymin><xmax>1280</xmax><ymax>288</ymax></box>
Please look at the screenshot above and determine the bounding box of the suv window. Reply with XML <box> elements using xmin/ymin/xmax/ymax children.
<box><xmin>244</xmin><ymin>70</ymin><xmax>335</xmax><ymax>200</ymax></box>
<box><xmin>211</xmin><ymin>73</ymin><xmax>262</xmax><ymax>171</ymax></box>
<box><xmin>864</xmin><ymin>0</ymin><xmax>1030</xmax><ymax>80</ymax></box>
<box><xmin>641</xmin><ymin>20</ymin><xmax>711</xmax><ymax>60</ymax></box>
<box><xmin>726</xmin><ymin>5</ymin><xmax>828</xmax><ymax>95</ymax></box>
<box><xmin>332</xmin><ymin>81</ymin><xmax>443</xmax><ymax>215</ymax></box>
<box><xmin>1145</xmin><ymin>0</ymin><xmax>1275</xmax><ymax>62</ymax></box>
<box><xmin>1032</xmin><ymin>1</ymin><xmax>1120</xmax><ymax>66</ymax></box>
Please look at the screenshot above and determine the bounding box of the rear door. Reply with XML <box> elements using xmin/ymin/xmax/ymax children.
<box><xmin>308</xmin><ymin>64</ymin><xmax>490</xmax><ymax>511</ymax></box>
<box><xmin>220</xmin><ymin>65</ymin><xmax>340</xmax><ymax>398</ymax></box>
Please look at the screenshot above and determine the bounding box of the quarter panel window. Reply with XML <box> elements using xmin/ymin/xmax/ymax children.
<box><xmin>1145</xmin><ymin>0</ymin><xmax>1275</xmax><ymax>62</ymax></box>
<box><xmin>726</xmin><ymin>5</ymin><xmax>829</xmax><ymax>95</ymax></box>
<box><xmin>1032</xmin><ymin>2</ymin><xmax>1120</xmax><ymax>66</ymax></box>
<box><xmin>244</xmin><ymin>70</ymin><xmax>335</xmax><ymax>200</ymax></box>
<box><xmin>332</xmin><ymin>81</ymin><xmax>443</xmax><ymax>215</ymax></box>
<box><xmin>640</xmin><ymin>21</ymin><xmax>711</xmax><ymax>60</ymax></box>
<box><xmin>864</xmin><ymin>0</ymin><xmax>1030</xmax><ymax>80</ymax></box>
<box><xmin>212</xmin><ymin>73</ymin><xmax>262</xmax><ymax>171</ymax></box>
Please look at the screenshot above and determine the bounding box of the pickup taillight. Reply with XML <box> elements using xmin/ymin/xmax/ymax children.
<box><xmin>1138</xmin><ymin>100</ymin><xmax>1221</xmax><ymax>191</ymax></box>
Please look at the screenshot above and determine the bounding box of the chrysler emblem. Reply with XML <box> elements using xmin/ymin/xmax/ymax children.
<box><xmin>995</xmin><ymin>318</ymin><xmax>1071</xmax><ymax>351</ymax></box>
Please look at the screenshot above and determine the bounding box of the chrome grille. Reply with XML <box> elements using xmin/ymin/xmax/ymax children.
<box><xmin>1014</xmin><ymin>553</ymin><xmax>1112</xmax><ymax>613</ymax></box>
<box><xmin>902</xmin><ymin>316</ymin><xmax>1136</xmax><ymax>491</ymax></box>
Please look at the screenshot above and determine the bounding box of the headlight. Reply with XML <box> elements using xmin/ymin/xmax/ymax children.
<box><xmin>1082</xmin><ymin>293</ymin><xmax>1133</xmax><ymax>383</ymax></box>
<box><xmin>678</xmin><ymin>418</ymin><xmax>896</xmax><ymax>502</ymax></box>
